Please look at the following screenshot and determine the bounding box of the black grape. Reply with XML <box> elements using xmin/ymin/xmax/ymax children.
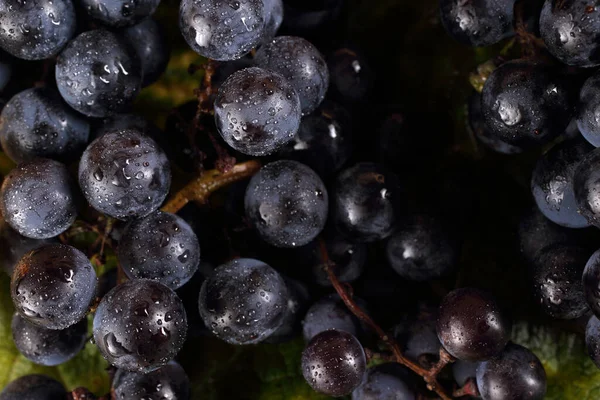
<box><xmin>309</xmin><ymin>234</ymin><xmax>366</xmax><ymax>287</ymax></box>
<box><xmin>123</xmin><ymin>18</ymin><xmax>170</xmax><ymax>87</ymax></box>
<box><xmin>0</xmin><ymin>375</ymin><xmax>66</xmax><ymax>400</ymax></box>
<box><xmin>531</xmin><ymin>244</ymin><xmax>590</xmax><ymax>319</ymax></box>
<box><xmin>55</xmin><ymin>29</ymin><xmax>141</xmax><ymax>118</ymax></box>
<box><xmin>302</xmin><ymin>294</ymin><xmax>362</xmax><ymax>341</ymax></box>
<box><xmin>117</xmin><ymin>211</ymin><xmax>200</xmax><ymax>290</ymax></box>
<box><xmin>244</xmin><ymin>160</ymin><xmax>328</xmax><ymax>248</ymax></box>
<box><xmin>436</xmin><ymin>288</ymin><xmax>511</xmax><ymax>361</ymax></box>
<box><xmin>0</xmin><ymin>218</ymin><xmax>55</xmax><ymax>275</ymax></box>
<box><xmin>476</xmin><ymin>343</ymin><xmax>546</xmax><ymax>400</ymax></box>
<box><xmin>263</xmin><ymin>0</ymin><xmax>284</xmax><ymax>40</ymax></box>
<box><xmin>265</xmin><ymin>276</ymin><xmax>310</xmax><ymax>343</ymax></box>
<box><xmin>333</xmin><ymin>162</ymin><xmax>401</xmax><ymax>243</ymax></box>
<box><xmin>179</xmin><ymin>0</ymin><xmax>265</xmax><ymax>61</ymax></box>
<box><xmin>386</xmin><ymin>214</ymin><xmax>459</xmax><ymax>281</ymax></box>
<box><xmin>301</xmin><ymin>329</ymin><xmax>366</xmax><ymax>397</ymax></box>
<box><xmin>352</xmin><ymin>363</ymin><xmax>415</xmax><ymax>400</ymax></box>
<box><xmin>531</xmin><ymin>138</ymin><xmax>592</xmax><ymax>228</ymax></box>
<box><xmin>573</xmin><ymin>147</ymin><xmax>600</xmax><ymax>227</ymax></box>
<box><xmin>113</xmin><ymin>361</ymin><xmax>191</xmax><ymax>400</ymax></box>
<box><xmin>11</xmin><ymin>313</ymin><xmax>87</xmax><ymax>366</ymax></box>
<box><xmin>1</xmin><ymin>158</ymin><xmax>77</xmax><ymax>239</ymax></box>
<box><xmin>0</xmin><ymin>87</ymin><xmax>90</xmax><ymax>163</ymax></box>
<box><xmin>452</xmin><ymin>360</ymin><xmax>479</xmax><ymax>386</ymax></box>
<box><xmin>255</xmin><ymin>36</ymin><xmax>329</xmax><ymax>115</ymax></box>
<box><xmin>540</xmin><ymin>0</ymin><xmax>600</xmax><ymax>67</ymax></box>
<box><xmin>80</xmin><ymin>0</ymin><xmax>160</xmax><ymax>27</ymax></box>
<box><xmin>93</xmin><ymin>279</ymin><xmax>187</xmax><ymax>373</ymax></box>
<box><xmin>393</xmin><ymin>305</ymin><xmax>441</xmax><ymax>363</ymax></box>
<box><xmin>582</xmin><ymin>249</ymin><xmax>600</xmax><ymax>317</ymax></box>
<box><xmin>439</xmin><ymin>0</ymin><xmax>514</xmax><ymax>47</ymax></box>
<box><xmin>586</xmin><ymin>315</ymin><xmax>600</xmax><ymax>369</ymax></box>
<box><xmin>11</xmin><ymin>244</ymin><xmax>97</xmax><ymax>330</ymax></box>
<box><xmin>327</xmin><ymin>48</ymin><xmax>372</xmax><ymax>104</ymax></box>
<box><xmin>577</xmin><ymin>72</ymin><xmax>600</xmax><ymax>147</ymax></box>
<box><xmin>480</xmin><ymin>60</ymin><xmax>573</xmax><ymax>148</ymax></box>
<box><xmin>0</xmin><ymin>0</ymin><xmax>75</xmax><ymax>60</ymax></box>
<box><xmin>198</xmin><ymin>258</ymin><xmax>288</xmax><ymax>345</ymax></box>
<box><xmin>214</xmin><ymin>67</ymin><xmax>301</xmax><ymax>156</ymax></box>
<box><xmin>78</xmin><ymin>128</ymin><xmax>171</xmax><ymax>220</ymax></box>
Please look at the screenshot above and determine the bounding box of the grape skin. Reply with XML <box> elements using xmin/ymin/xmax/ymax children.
<box><xmin>577</xmin><ymin>72</ymin><xmax>600</xmax><ymax>147</ymax></box>
<box><xmin>80</xmin><ymin>0</ymin><xmax>160</xmax><ymax>27</ymax></box>
<box><xmin>93</xmin><ymin>279</ymin><xmax>188</xmax><ymax>373</ymax></box>
<box><xmin>582</xmin><ymin>249</ymin><xmax>600</xmax><ymax>317</ymax></box>
<box><xmin>179</xmin><ymin>0</ymin><xmax>265</xmax><ymax>61</ymax></box>
<box><xmin>0</xmin><ymin>158</ymin><xmax>78</xmax><ymax>239</ymax></box>
<box><xmin>352</xmin><ymin>363</ymin><xmax>415</xmax><ymax>400</ymax></box>
<box><xmin>12</xmin><ymin>313</ymin><xmax>87</xmax><ymax>366</ymax></box>
<box><xmin>113</xmin><ymin>361</ymin><xmax>191</xmax><ymax>400</ymax></box>
<box><xmin>55</xmin><ymin>29</ymin><xmax>141</xmax><ymax>118</ymax></box>
<box><xmin>11</xmin><ymin>244</ymin><xmax>97</xmax><ymax>330</ymax></box>
<box><xmin>0</xmin><ymin>374</ymin><xmax>66</xmax><ymax>400</ymax></box>
<box><xmin>452</xmin><ymin>359</ymin><xmax>479</xmax><ymax>387</ymax></box>
<box><xmin>198</xmin><ymin>258</ymin><xmax>288</xmax><ymax>345</ymax></box>
<box><xmin>78</xmin><ymin>129</ymin><xmax>171</xmax><ymax>220</ymax></box>
<box><xmin>302</xmin><ymin>294</ymin><xmax>364</xmax><ymax>341</ymax></box>
<box><xmin>117</xmin><ymin>211</ymin><xmax>200</xmax><ymax>290</ymax></box>
<box><xmin>244</xmin><ymin>160</ymin><xmax>328</xmax><ymax>248</ymax></box>
<box><xmin>263</xmin><ymin>0</ymin><xmax>284</xmax><ymax>40</ymax></box>
<box><xmin>586</xmin><ymin>315</ymin><xmax>600</xmax><ymax>369</ymax></box>
<box><xmin>0</xmin><ymin>217</ymin><xmax>55</xmax><ymax>275</ymax></box>
<box><xmin>309</xmin><ymin>234</ymin><xmax>366</xmax><ymax>287</ymax></box>
<box><xmin>327</xmin><ymin>48</ymin><xmax>373</xmax><ymax>104</ymax></box>
<box><xmin>393</xmin><ymin>305</ymin><xmax>441</xmax><ymax>363</ymax></box>
<box><xmin>265</xmin><ymin>276</ymin><xmax>310</xmax><ymax>343</ymax></box>
<box><xmin>123</xmin><ymin>18</ymin><xmax>170</xmax><ymax>87</ymax></box>
<box><xmin>0</xmin><ymin>88</ymin><xmax>90</xmax><ymax>163</ymax></box>
<box><xmin>214</xmin><ymin>67</ymin><xmax>301</xmax><ymax>156</ymax></box>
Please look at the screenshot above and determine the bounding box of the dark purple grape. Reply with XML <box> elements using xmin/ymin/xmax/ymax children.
<box><xmin>117</xmin><ymin>211</ymin><xmax>200</xmax><ymax>290</ymax></box>
<box><xmin>265</xmin><ymin>276</ymin><xmax>310</xmax><ymax>343</ymax></box>
<box><xmin>198</xmin><ymin>258</ymin><xmax>288</xmax><ymax>344</ymax></box>
<box><xmin>263</xmin><ymin>0</ymin><xmax>284</xmax><ymax>40</ymax></box>
<box><xmin>0</xmin><ymin>0</ymin><xmax>76</xmax><ymax>60</ymax></box>
<box><xmin>586</xmin><ymin>315</ymin><xmax>600</xmax><ymax>369</ymax></box>
<box><xmin>540</xmin><ymin>0</ymin><xmax>600</xmax><ymax>67</ymax></box>
<box><xmin>11</xmin><ymin>244</ymin><xmax>97</xmax><ymax>330</ymax></box>
<box><xmin>439</xmin><ymin>0</ymin><xmax>515</xmax><ymax>46</ymax></box>
<box><xmin>123</xmin><ymin>18</ymin><xmax>170</xmax><ymax>87</ymax></box>
<box><xmin>480</xmin><ymin>60</ymin><xmax>574</xmax><ymax>148</ymax></box>
<box><xmin>573</xmin><ymin>147</ymin><xmax>600</xmax><ymax>227</ymax></box>
<box><xmin>582</xmin><ymin>248</ymin><xmax>600</xmax><ymax>317</ymax></box>
<box><xmin>179</xmin><ymin>0</ymin><xmax>265</xmax><ymax>61</ymax></box>
<box><xmin>531</xmin><ymin>244</ymin><xmax>590</xmax><ymax>319</ymax></box>
<box><xmin>12</xmin><ymin>313</ymin><xmax>87</xmax><ymax>366</ymax></box>
<box><xmin>55</xmin><ymin>29</ymin><xmax>141</xmax><ymax>118</ymax></box>
<box><xmin>245</xmin><ymin>160</ymin><xmax>328</xmax><ymax>248</ymax></box>
<box><xmin>531</xmin><ymin>138</ymin><xmax>592</xmax><ymax>228</ymax></box>
<box><xmin>0</xmin><ymin>218</ymin><xmax>55</xmax><ymax>275</ymax></box>
<box><xmin>93</xmin><ymin>279</ymin><xmax>187</xmax><ymax>373</ymax></box>
<box><xmin>255</xmin><ymin>36</ymin><xmax>329</xmax><ymax>115</ymax></box>
<box><xmin>301</xmin><ymin>329</ymin><xmax>366</xmax><ymax>397</ymax></box>
<box><xmin>452</xmin><ymin>360</ymin><xmax>480</xmax><ymax>387</ymax></box>
<box><xmin>437</xmin><ymin>288</ymin><xmax>511</xmax><ymax>361</ymax></box>
<box><xmin>0</xmin><ymin>375</ymin><xmax>66</xmax><ymax>400</ymax></box>
<box><xmin>393</xmin><ymin>305</ymin><xmax>441</xmax><ymax>363</ymax></box>
<box><xmin>310</xmin><ymin>234</ymin><xmax>366</xmax><ymax>287</ymax></box>
<box><xmin>352</xmin><ymin>363</ymin><xmax>415</xmax><ymax>400</ymax></box>
<box><xmin>80</xmin><ymin>0</ymin><xmax>160</xmax><ymax>27</ymax></box>
<box><xmin>333</xmin><ymin>162</ymin><xmax>401</xmax><ymax>243</ymax></box>
<box><xmin>327</xmin><ymin>48</ymin><xmax>372</xmax><ymax>104</ymax></box>
<box><xmin>476</xmin><ymin>343</ymin><xmax>546</xmax><ymax>400</ymax></box>
<box><xmin>386</xmin><ymin>214</ymin><xmax>459</xmax><ymax>281</ymax></box>
<box><xmin>78</xmin><ymin>128</ymin><xmax>171</xmax><ymax>220</ymax></box>
<box><xmin>1</xmin><ymin>158</ymin><xmax>77</xmax><ymax>239</ymax></box>
<box><xmin>577</xmin><ymin>72</ymin><xmax>600</xmax><ymax>147</ymax></box>
<box><xmin>0</xmin><ymin>88</ymin><xmax>90</xmax><ymax>163</ymax></box>
<box><xmin>113</xmin><ymin>361</ymin><xmax>190</xmax><ymax>400</ymax></box>
<box><xmin>214</xmin><ymin>67</ymin><xmax>301</xmax><ymax>156</ymax></box>
<box><xmin>302</xmin><ymin>294</ymin><xmax>362</xmax><ymax>341</ymax></box>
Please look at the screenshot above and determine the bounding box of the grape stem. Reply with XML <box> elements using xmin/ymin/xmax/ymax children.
<box><xmin>318</xmin><ymin>239</ymin><xmax>455</xmax><ymax>400</ymax></box>
<box><xmin>453</xmin><ymin>378</ymin><xmax>480</xmax><ymax>398</ymax></box>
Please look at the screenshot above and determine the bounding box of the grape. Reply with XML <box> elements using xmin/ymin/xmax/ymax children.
<box><xmin>244</xmin><ymin>160</ymin><xmax>328</xmax><ymax>248</ymax></box>
<box><xmin>393</xmin><ymin>305</ymin><xmax>441</xmax><ymax>363</ymax></box>
<box><xmin>309</xmin><ymin>234</ymin><xmax>366</xmax><ymax>287</ymax></box>
<box><xmin>572</xmin><ymin>147</ymin><xmax>600</xmax><ymax>227</ymax></box>
<box><xmin>301</xmin><ymin>329</ymin><xmax>366</xmax><ymax>397</ymax></box>
<box><xmin>352</xmin><ymin>363</ymin><xmax>415</xmax><ymax>400</ymax></box>
<box><xmin>179</xmin><ymin>0</ymin><xmax>265</xmax><ymax>61</ymax></box>
<box><xmin>11</xmin><ymin>244</ymin><xmax>97</xmax><ymax>330</ymax></box>
<box><xmin>0</xmin><ymin>158</ymin><xmax>77</xmax><ymax>239</ymax></box>
<box><xmin>93</xmin><ymin>279</ymin><xmax>187</xmax><ymax>373</ymax></box>
<box><xmin>280</xmin><ymin>0</ymin><xmax>344</xmax><ymax>39</ymax></box>
<box><xmin>198</xmin><ymin>258</ymin><xmax>288</xmax><ymax>344</ymax></box>
<box><xmin>452</xmin><ymin>360</ymin><xmax>480</xmax><ymax>387</ymax></box>
<box><xmin>263</xmin><ymin>0</ymin><xmax>283</xmax><ymax>40</ymax></box>
<box><xmin>117</xmin><ymin>211</ymin><xmax>200</xmax><ymax>290</ymax></box>
<box><xmin>78</xmin><ymin>128</ymin><xmax>171</xmax><ymax>220</ymax></box>
<box><xmin>79</xmin><ymin>0</ymin><xmax>160</xmax><ymax>27</ymax></box>
<box><xmin>586</xmin><ymin>315</ymin><xmax>600</xmax><ymax>369</ymax></box>
<box><xmin>123</xmin><ymin>18</ymin><xmax>170</xmax><ymax>87</ymax></box>
<box><xmin>55</xmin><ymin>29</ymin><xmax>141</xmax><ymax>118</ymax></box>
<box><xmin>0</xmin><ymin>218</ymin><xmax>55</xmax><ymax>275</ymax></box>
<box><xmin>531</xmin><ymin>138</ymin><xmax>592</xmax><ymax>229</ymax></box>
<box><xmin>255</xmin><ymin>36</ymin><xmax>329</xmax><ymax>115</ymax></box>
<box><xmin>386</xmin><ymin>214</ymin><xmax>459</xmax><ymax>281</ymax></box>
<box><xmin>113</xmin><ymin>361</ymin><xmax>191</xmax><ymax>400</ymax></box>
<box><xmin>582</xmin><ymin>249</ymin><xmax>600</xmax><ymax>317</ymax></box>
<box><xmin>214</xmin><ymin>67</ymin><xmax>301</xmax><ymax>156</ymax></box>
<box><xmin>265</xmin><ymin>276</ymin><xmax>310</xmax><ymax>343</ymax></box>
<box><xmin>540</xmin><ymin>0</ymin><xmax>600</xmax><ymax>67</ymax></box>
<box><xmin>0</xmin><ymin>0</ymin><xmax>75</xmax><ymax>60</ymax></box>
<box><xmin>302</xmin><ymin>294</ymin><xmax>362</xmax><ymax>341</ymax></box>
<box><xmin>333</xmin><ymin>162</ymin><xmax>401</xmax><ymax>242</ymax></box>
<box><xmin>577</xmin><ymin>72</ymin><xmax>600</xmax><ymax>147</ymax></box>
<box><xmin>531</xmin><ymin>244</ymin><xmax>590</xmax><ymax>319</ymax></box>
<box><xmin>439</xmin><ymin>0</ymin><xmax>514</xmax><ymax>47</ymax></box>
<box><xmin>11</xmin><ymin>313</ymin><xmax>87</xmax><ymax>366</ymax></box>
<box><xmin>0</xmin><ymin>375</ymin><xmax>66</xmax><ymax>400</ymax></box>
<box><xmin>480</xmin><ymin>60</ymin><xmax>573</xmax><ymax>148</ymax></box>
<box><xmin>476</xmin><ymin>343</ymin><xmax>546</xmax><ymax>400</ymax></box>
<box><xmin>0</xmin><ymin>87</ymin><xmax>90</xmax><ymax>163</ymax></box>
<box><xmin>328</xmin><ymin>48</ymin><xmax>372</xmax><ymax>104</ymax></box>
<box><xmin>436</xmin><ymin>288</ymin><xmax>511</xmax><ymax>361</ymax></box>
